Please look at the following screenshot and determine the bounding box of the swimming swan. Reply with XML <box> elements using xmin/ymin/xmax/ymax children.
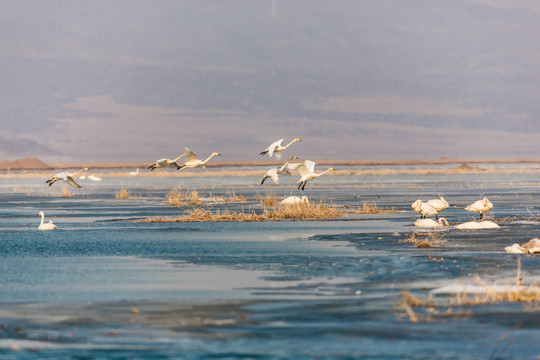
<box><xmin>260</xmin><ymin>138</ymin><xmax>301</xmax><ymax>157</ymax></box>
<box><xmin>280</xmin><ymin>195</ymin><xmax>310</xmax><ymax>205</ymax></box>
<box><xmin>465</xmin><ymin>197</ymin><xmax>493</xmax><ymax>220</ymax></box>
<box><xmin>148</xmin><ymin>154</ymin><xmax>185</xmax><ymax>171</ymax></box>
<box><xmin>411</xmin><ymin>200</ymin><xmax>438</xmax><ymax>219</ymax></box>
<box><xmin>177</xmin><ymin>148</ymin><xmax>220</xmax><ymax>170</ymax></box>
<box><xmin>425</xmin><ymin>196</ymin><xmax>449</xmax><ymax>212</ymax></box>
<box><xmin>46</xmin><ymin>168</ymin><xmax>89</xmax><ymax>189</ymax></box>
<box><xmin>261</xmin><ymin>156</ymin><xmax>297</xmax><ymax>185</ymax></box>
<box><xmin>504</xmin><ymin>238</ymin><xmax>540</xmax><ymax>254</ymax></box>
<box><xmin>414</xmin><ymin>217</ymin><xmax>449</xmax><ymax>228</ymax></box>
<box><xmin>37</xmin><ymin>211</ymin><xmax>57</xmax><ymax>230</ymax></box>
<box><xmin>287</xmin><ymin>160</ymin><xmax>334</xmax><ymax>191</ymax></box>
<box><xmin>455</xmin><ymin>220</ymin><xmax>499</xmax><ymax>230</ymax></box>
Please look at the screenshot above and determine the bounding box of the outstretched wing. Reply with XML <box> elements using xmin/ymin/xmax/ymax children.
<box><xmin>66</xmin><ymin>176</ymin><xmax>82</xmax><ymax>189</ymax></box>
<box><xmin>297</xmin><ymin>160</ymin><xmax>316</xmax><ymax>178</ymax></box>
<box><xmin>184</xmin><ymin>147</ymin><xmax>198</xmax><ymax>162</ymax></box>
<box><xmin>267</xmin><ymin>139</ymin><xmax>283</xmax><ymax>157</ymax></box>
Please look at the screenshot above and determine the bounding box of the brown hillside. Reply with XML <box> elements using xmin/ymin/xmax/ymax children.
<box><xmin>0</xmin><ymin>158</ymin><xmax>53</xmax><ymax>170</ymax></box>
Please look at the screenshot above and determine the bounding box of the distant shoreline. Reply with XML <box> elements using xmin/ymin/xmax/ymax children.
<box><xmin>2</xmin><ymin>157</ymin><xmax>540</xmax><ymax>171</ymax></box>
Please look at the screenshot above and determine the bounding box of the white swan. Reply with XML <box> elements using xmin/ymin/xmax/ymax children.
<box><xmin>425</xmin><ymin>196</ymin><xmax>449</xmax><ymax>212</ymax></box>
<box><xmin>177</xmin><ymin>147</ymin><xmax>220</xmax><ymax>170</ymax></box>
<box><xmin>46</xmin><ymin>168</ymin><xmax>89</xmax><ymax>189</ymax></box>
<box><xmin>37</xmin><ymin>211</ymin><xmax>57</xmax><ymax>230</ymax></box>
<box><xmin>455</xmin><ymin>220</ymin><xmax>499</xmax><ymax>230</ymax></box>
<box><xmin>261</xmin><ymin>156</ymin><xmax>297</xmax><ymax>185</ymax></box>
<box><xmin>287</xmin><ymin>160</ymin><xmax>334</xmax><ymax>191</ymax></box>
<box><xmin>414</xmin><ymin>217</ymin><xmax>449</xmax><ymax>228</ymax></box>
<box><xmin>148</xmin><ymin>154</ymin><xmax>185</xmax><ymax>171</ymax></box>
<box><xmin>129</xmin><ymin>168</ymin><xmax>140</xmax><ymax>176</ymax></box>
<box><xmin>281</xmin><ymin>195</ymin><xmax>310</xmax><ymax>205</ymax></box>
<box><xmin>88</xmin><ymin>175</ymin><xmax>102</xmax><ymax>182</ymax></box>
<box><xmin>411</xmin><ymin>200</ymin><xmax>438</xmax><ymax>219</ymax></box>
<box><xmin>505</xmin><ymin>238</ymin><xmax>540</xmax><ymax>254</ymax></box>
<box><xmin>465</xmin><ymin>197</ymin><xmax>493</xmax><ymax>220</ymax></box>
<box><xmin>260</xmin><ymin>138</ymin><xmax>301</xmax><ymax>157</ymax></box>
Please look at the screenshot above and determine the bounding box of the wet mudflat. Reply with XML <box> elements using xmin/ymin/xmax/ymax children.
<box><xmin>1</xmin><ymin>164</ymin><xmax>539</xmax><ymax>359</ymax></box>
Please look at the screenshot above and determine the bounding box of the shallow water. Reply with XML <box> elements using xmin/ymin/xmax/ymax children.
<box><xmin>1</xmin><ymin>165</ymin><xmax>540</xmax><ymax>359</ymax></box>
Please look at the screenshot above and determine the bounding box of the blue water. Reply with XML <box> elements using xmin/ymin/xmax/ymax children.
<box><xmin>1</xmin><ymin>165</ymin><xmax>540</xmax><ymax>359</ymax></box>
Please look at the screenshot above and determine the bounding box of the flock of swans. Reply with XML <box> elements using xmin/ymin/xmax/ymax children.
<box><xmin>35</xmin><ymin>138</ymin><xmax>540</xmax><ymax>254</ymax></box>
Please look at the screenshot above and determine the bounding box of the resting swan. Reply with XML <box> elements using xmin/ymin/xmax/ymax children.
<box><xmin>261</xmin><ymin>156</ymin><xmax>297</xmax><ymax>185</ymax></box>
<box><xmin>465</xmin><ymin>197</ymin><xmax>493</xmax><ymax>220</ymax></box>
<box><xmin>177</xmin><ymin>147</ymin><xmax>220</xmax><ymax>170</ymax></box>
<box><xmin>281</xmin><ymin>195</ymin><xmax>309</xmax><ymax>205</ymax></box>
<box><xmin>425</xmin><ymin>196</ymin><xmax>449</xmax><ymax>212</ymax></box>
<box><xmin>260</xmin><ymin>138</ymin><xmax>301</xmax><ymax>157</ymax></box>
<box><xmin>46</xmin><ymin>168</ymin><xmax>89</xmax><ymax>189</ymax></box>
<box><xmin>411</xmin><ymin>200</ymin><xmax>438</xmax><ymax>219</ymax></box>
<box><xmin>455</xmin><ymin>220</ymin><xmax>499</xmax><ymax>230</ymax></box>
<box><xmin>287</xmin><ymin>160</ymin><xmax>334</xmax><ymax>191</ymax></box>
<box><xmin>148</xmin><ymin>154</ymin><xmax>185</xmax><ymax>171</ymax></box>
<box><xmin>37</xmin><ymin>211</ymin><xmax>57</xmax><ymax>230</ymax></box>
<box><xmin>505</xmin><ymin>238</ymin><xmax>540</xmax><ymax>254</ymax></box>
<box><xmin>414</xmin><ymin>218</ymin><xmax>449</xmax><ymax>228</ymax></box>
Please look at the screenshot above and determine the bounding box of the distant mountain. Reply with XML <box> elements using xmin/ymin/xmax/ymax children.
<box><xmin>0</xmin><ymin>157</ymin><xmax>53</xmax><ymax>170</ymax></box>
<box><xmin>0</xmin><ymin>138</ymin><xmax>62</xmax><ymax>160</ymax></box>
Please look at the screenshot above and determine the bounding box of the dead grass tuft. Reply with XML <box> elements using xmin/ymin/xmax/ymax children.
<box><xmin>166</xmin><ymin>189</ymin><xmax>202</xmax><ymax>206</ymax></box>
<box><xmin>62</xmin><ymin>186</ymin><xmax>74</xmax><ymax>197</ymax></box>
<box><xmin>115</xmin><ymin>187</ymin><xmax>138</xmax><ymax>199</ymax></box>
<box><xmin>400</xmin><ymin>232</ymin><xmax>446</xmax><ymax>248</ymax></box>
<box><xmin>258</xmin><ymin>193</ymin><xmax>279</xmax><ymax>207</ymax></box>
<box><xmin>349</xmin><ymin>201</ymin><xmax>397</xmax><ymax>214</ymax></box>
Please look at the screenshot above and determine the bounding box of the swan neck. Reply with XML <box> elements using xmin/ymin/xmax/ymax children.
<box><xmin>40</xmin><ymin>213</ymin><xmax>44</xmax><ymax>226</ymax></box>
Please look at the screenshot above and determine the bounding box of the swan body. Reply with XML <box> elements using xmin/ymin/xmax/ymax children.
<box><xmin>505</xmin><ymin>238</ymin><xmax>540</xmax><ymax>254</ymax></box>
<box><xmin>129</xmin><ymin>169</ymin><xmax>140</xmax><ymax>176</ymax></box>
<box><xmin>177</xmin><ymin>148</ymin><xmax>220</xmax><ymax>170</ymax></box>
<box><xmin>88</xmin><ymin>175</ymin><xmax>102</xmax><ymax>181</ymax></box>
<box><xmin>261</xmin><ymin>156</ymin><xmax>297</xmax><ymax>185</ymax></box>
<box><xmin>46</xmin><ymin>168</ymin><xmax>89</xmax><ymax>188</ymax></box>
<box><xmin>287</xmin><ymin>160</ymin><xmax>334</xmax><ymax>191</ymax></box>
<box><xmin>37</xmin><ymin>211</ymin><xmax>57</xmax><ymax>230</ymax></box>
<box><xmin>465</xmin><ymin>197</ymin><xmax>493</xmax><ymax>220</ymax></box>
<box><xmin>455</xmin><ymin>220</ymin><xmax>499</xmax><ymax>230</ymax></box>
<box><xmin>411</xmin><ymin>200</ymin><xmax>438</xmax><ymax>219</ymax></box>
<box><xmin>260</xmin><ymin>138</ymin><xmax>301</xmax><ymax>157</ymax></box>
<box><xmin>281</xmin><ymin>195</ymin><xmax>310</xmax><ymax>205</ymax></box>
<box><xmin>425</xmin><ymin>196</ymin><xmax>449</xmax><ymax>212</ymax></box>
<box><xmin>148</xmin><ymin>154</ymin><xmax>185</xmax><ymax>171</ymax></box>
<box><xmin>414</xmin><ymin>218</ymin><xmax>449</xmax><ymax>228</ymax></box>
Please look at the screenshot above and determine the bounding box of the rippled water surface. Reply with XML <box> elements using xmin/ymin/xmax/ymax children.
<box><xmin>1</xmin><ymin>165</ymin><xmax>540</xmax><ymax>359</ymax></box>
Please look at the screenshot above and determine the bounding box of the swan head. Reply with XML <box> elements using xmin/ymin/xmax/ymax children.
<box><xmin>482</xmin><ymin>197</ymin><xmax>490</xmax><ymax>206</ymax></box>
<box><xmin>411</xmin><ymin>200</ymin><xmax>422</xmax><ymax>211</ymax></box>
<box><xmin>439</xmin><ymin>217</ymin><xmax>449</xmax><ymax>226</ymax></box>
<box><xmin>294</xmin><ymin>138</ymin><xmax>301</xmax><ymax>142</ymax></box>
<box><xmin>301</xmin><ymin>196</ymin><xmax>309</xmax><ymax>204</ymax></box>
<box><xmin>213</xmin><ymin>152</ymin><xmax>221</xmax><ymax>156</ymax></box>
<box><xmin>329</xmin><ymin>167</ymin><xmax>335</xmax><ymax>171</ymax></box>
<box><xmin>82</xmin><ymin>168</ymin><xmax>89</xmax><ymax>171</ymax></box>
<box><xmin>288</xmin><ymin>156</ymin><xmax>298</xmax><ymax>161</ymax></box>
<box><xmin>37</xmin><ymin>211</ymin><xmax>44</xmax><ymax>216</ymax></box>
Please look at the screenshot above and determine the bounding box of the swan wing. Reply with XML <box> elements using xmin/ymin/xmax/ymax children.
<box><xmin>66</xmin><ymin>176</ymin><xmax>82</xmax><ymax>189</ymax></box>
<box><xmin>155</xmin><ymin>158</ymin><xmax>167</xmax><ymax>165</ymax></box>
<box><xmin>184</xmin><ymin>147</ymin><xmax>198</xmax><ymax>162</ymax></box>
<box><xmin>267</xmin><ymin>139</ymin><xmax>283</xmax><ymax>157</ymax></box>
<box><xmin>297</xmin><ymin>160</ymin><xmax>316</xmax><ymax>178</ymax></box>
<box><xmin>268</xmin><ymin>168</ymin><xmax>279</xmax><ymax>184</ymax></box>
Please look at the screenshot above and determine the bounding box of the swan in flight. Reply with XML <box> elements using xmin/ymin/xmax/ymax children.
<box><xmin>46</xmin><ymin>168</ymin><xmax>89</xmax><ymax>189</ymax></box>
<box><xmin>281</xmin><ymin>195</ymin><xmax>310</xmax><ymax>205</ymax></box>
<box><xmin>37</xmin><ymin>211</ymin><xmax>57</xmax><ymax>230</ymax></box>
<box><xmin>426</xmin><ymin>196</ymin><xmax>449</xmax><ymax>212</ymax></box>
<box><xmin>465</xmin><ymin>197</ymin><xmax>493</xmax><ymax>220</ymax></box>
<box><xmin>287</xmin><ymin>160</ymin><xmax>334</xmax><ymax>191</ymax></box>
<box><xmin>148</xmin><ymin>154</ymin><xmax>185</xmax><ymax>171</ymax></box>
<box><xmin>260</xmin><ymin>138</ymin><xmax>301</xmax><ymax>157</ymax></box>
<box><xmin>505</xmin><ymin>238</ymin><xmax>540</xmax><ymax>254</ymax></box>
<box><xmin>414</xmin><ymin>217</ymin><xmax>449</xmax><ymax>228</ymax></box>
<box><xmin>177</xmin><ymin>148</ymin><xmax>221</xmax><ymax>170</ymax></box>
<box><xmin>261</xmin><ymin>156</ymin><xmax>297</xmax><ymax>185</ymax></box>
<box><xmin>411</xmin><ymin>200</ymin><xmax>438</xmax><ymax>219</ymax></box>
<box><xmin>455</xmin><ymin>220</ymin><xmax>499</xmax><ymax>230</ymax></box>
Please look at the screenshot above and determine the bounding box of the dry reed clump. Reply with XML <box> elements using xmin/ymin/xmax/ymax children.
<box><xmin>400</xmin><ymin>232</ymin><xmax>446</xmax><ymax>248</ymax></box>
<box><xmin>140</xmin><ymin>202</ymin><xmax>342</xmax><ymax>223</ymax></box>
<box><xmin>166</xmin><ymin>189</ymin><xmax>202</xmax><ymax>206</ymax></box>
<box><xmin>115</xmin><ymin>187</ymin><xmax>137</xmax><ymax>199</ymax></box>
<box><xmin>349</xmin><ymin>201</ymin><xmax>397</xmax><ymax>214</ymax></box>
<box><xmin>62</xmin><ymin>186</ymin><xmax>74</xmax><ymax>197</ymax></box>
<box><xmin>211</xmin><ymin>191</ymin><xmax>247</xmax><ymax>203</ymax></box>
<box><xmin>398</xmin><ymin>259</ymin><xmax>540</xmax><ymax>323</ymax></box>
<box><xmin>257</xmin><ymin>193</ymin><xmax>279</xmax><ymax>207</ymax></box>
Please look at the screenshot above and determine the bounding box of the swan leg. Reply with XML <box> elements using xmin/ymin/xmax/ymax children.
<box><xmin>260</xmin><ymin>150</ymin><xmax>268</xmax><ymax>156</ymax></box>
<box><xmin>480</xmin><ymin>213</ymin><xmax>484</xmax><ymax>220</ymax></box>
<box><xmin>301</xmin><ymin>182</ymin><xmax>307</xmax><ymax>191</ymax></box>
<box><xmin>177</xmin><ymin>165</ymin><xmax>186</xmax><ymax>171</ymax></box>
<box><xmin>435</xmin><ymin>213</ymin><xmax>439</xmax><ymax>220</ymax></box>
<box><xmin>261</xmin><ymin>177</ymin><xmax>267</xmax><ymax>185</ymax></box>
<box><xmin>297</xmin><ymin>182</ymin><xmax>303</xmax><ymax>190</ymax></box>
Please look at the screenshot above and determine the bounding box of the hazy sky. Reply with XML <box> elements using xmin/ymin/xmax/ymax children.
<box><xmin>2</xmin><ymin>0</ymin><xmax>540</xmax><ymax>162</ymax></box>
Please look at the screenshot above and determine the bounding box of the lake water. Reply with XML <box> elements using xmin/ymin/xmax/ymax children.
<box><xmin>1</xmin><ymin>165</ymin><xmax>539</xmax><ymax>359</ymax></box>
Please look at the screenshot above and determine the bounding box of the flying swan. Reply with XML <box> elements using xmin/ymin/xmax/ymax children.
<box><xmin>414</xmin><ymin>218</ymin><xmax>449</xmax><ymax>228</ymax></box>
<box><xmin>177</xmin><ymin>148</ymin><xmax>220</xmax><ymax>170</ymax></box>
<box><xmin>464</xmin><ymin>197</ymin><xmax>493</xmax><ymax>220</ymax></box>
<box><xmin>281</xmin><ymin>195</ymin><xmax>310</xmax><ymax>205</ymax></box>
<box><xmin>148</xmin><ymin>154</ymin><xmax>185</xmax><ymax>171</ymax></box>
<box><xmin>260</xmin><ymin>138</ymin><xmax>301</xmax><ymax>157</ymax></box>
<box><xmin>287</xmin><ymin>160</ymin><xmax>334</xmax><ymax>191</ymax></box>
<box><xmin>37</xmin><ymin>211</ymin><xmax>57</xmax><ymax>230</ymax></box>
<box><xmin>411</xmin><ymin>200</ymin><xmax>438</xmax><ymax>219</ymax></box>
<box><xmin>261</xmin><ymin>156</ymin><xmax>297</xmax><ymax>185</ymax></box>
<box><xmin>46</xmin><ymin>168</ymin><xmax>89</xmax><ymax>189</ymax></box>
